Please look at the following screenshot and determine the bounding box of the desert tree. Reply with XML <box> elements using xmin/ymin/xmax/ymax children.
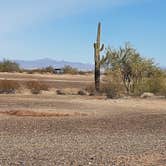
<box><xmin>101</xmin><ymin>43</ymin><xmax>164</xmax><ymax>95</ymax></box>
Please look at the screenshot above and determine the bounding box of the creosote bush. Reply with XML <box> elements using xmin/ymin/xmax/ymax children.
<box><xmin>26</xmin><ymin>81</ymin><xmax>49</xmax><ymax>94</ymax></box>
<box><xmin>0</xmin><ymin>80</ymin><xmax>20</xmax><ymax>94</ymax></box>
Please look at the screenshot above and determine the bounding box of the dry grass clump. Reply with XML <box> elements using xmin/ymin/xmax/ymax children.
<box><xmin>100</xmin><ymin>83</ymin><xmax>123</xmax><ymax>99</ymax></box>
<box><xmin>26</xmin><ymin>81</ymin><xmax>49</xmax><ymax>94</ymax></box>
<box><xmin>56</xmin><ymin>88</ymin><xmax>89</xmax><ymax>96</ymax></box>
<box><xmin>56</xmin><ymin>88</ymin><xmax>79</xmax><ymax>95</ymax></box>
<box><xmin>85</xmin><ymin>81</ymin><xmax>123</xmax><ymax>98</ymax></box>
<box><xmin>0</xmin><ymin>80</ymin><xmax>20</xmax><ymax>94</ymax></box>
<box><xmin>0</xmin><ymin>80</ymin><xmax>51</xmax><ymax>95</ymax></box>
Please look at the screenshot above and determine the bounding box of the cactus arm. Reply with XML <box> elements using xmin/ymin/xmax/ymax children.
<box><xmin>97</xmin><ymin>22</ymin><xmax>101</xmax><ymax>45</ymax></box>
<box><xmin>94</xmin><ymin>43</ymin><xmax>97</xmax><ymax>49</ymax></box>
<box><xmin>100</xmin><ymin>44</ymin><xmax>104</xmax><ymax>51</ymax></box>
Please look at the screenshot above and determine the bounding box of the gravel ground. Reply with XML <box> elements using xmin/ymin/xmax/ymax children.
<box><xmin>0</xmin><ymin>114</ymin><xmax>166</xmax><ymax>166</ymax></box>
<box><xmin>0</xmin><ymin>95</ymin><xmax>166</xmax><ymax>165</ymax></box>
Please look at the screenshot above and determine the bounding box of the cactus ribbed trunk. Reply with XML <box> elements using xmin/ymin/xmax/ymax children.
<box><xmin>94</xmin><ymin>22</ymin><xmax>104</xmax><ymax>92</ymax></box>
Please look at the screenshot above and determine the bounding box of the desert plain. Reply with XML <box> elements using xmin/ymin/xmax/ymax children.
<box><xmin>0</xmin><ymin>73</ymin><xmax>166</xmax><ymax>165</ymax></box>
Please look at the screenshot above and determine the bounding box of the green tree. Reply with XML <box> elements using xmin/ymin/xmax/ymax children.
<box><xmin>101</xmin><ymin>43</ymin><xmax>165</xmax><ymax>95</ymax></box>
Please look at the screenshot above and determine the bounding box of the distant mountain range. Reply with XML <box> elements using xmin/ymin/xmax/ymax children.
<box><xmin>15</xmin><ymin>58</ymin><xmax>93</xmax><ymax>71</ymax></box>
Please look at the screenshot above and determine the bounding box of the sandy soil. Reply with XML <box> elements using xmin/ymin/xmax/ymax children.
<box><xmin>0</xmin><ymin>93</ymin><xmax>165</xmax><ymax>165</ymax></box>
<box><xmin>0</xmin><ymin>73</ymin><xmax>166</xmax><ymax>165</ymax></box>
<box><xmin>0</xmin><ymin>73</ymin><xmax>93</xmax><ymax>89</ymax></box>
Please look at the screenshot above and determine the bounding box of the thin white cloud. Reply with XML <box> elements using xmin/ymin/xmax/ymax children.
<box><xmin>0</xmin><ymin>0</ymin><xmax>152</xmax><ymax>61</ymax></box>
<box><xmin>0</xmin><ymin>0</ymin><xmax>149</xmax><ymax>34</ymax></box>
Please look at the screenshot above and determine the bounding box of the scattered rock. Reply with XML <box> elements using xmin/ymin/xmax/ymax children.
<box><xmin>140</xmin><ymin>92</ymin><xmax>155</xmax><ymax>98</ymax></box>
<box><xmin>41</xmin><ymin>88</ymin><xmax>56</xmax><ymax>95</ymax></box>
<box><xmin>78</xmin><ymin>90</ymin><xmax>88</xmax><ymax>96</ymax></box>
<box><xmin>0</xmin><ymin>89</ymin><xmax>15</xmax><ymax>94</ymax></box>
<box><xmin>56</xmin><ymin>89</ymin><xmax>66</xmax><ymax>95</ymax></box>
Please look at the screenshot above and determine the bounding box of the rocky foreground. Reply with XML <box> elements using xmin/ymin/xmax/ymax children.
<box><xmin>0</xmin><ymin>114</ymin><xmax>166</xmax><ymax>166</ymax></box>
<box><xmin>0</xmin><ymin>95</ymin><xmax>165</xmax><ymax>165</ymax></box>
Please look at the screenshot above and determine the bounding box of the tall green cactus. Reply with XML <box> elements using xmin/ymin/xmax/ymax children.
<box><xmin>94</xmin><ymin>22</ymin><xmax>104</xmax><ymax>92</ymax></box>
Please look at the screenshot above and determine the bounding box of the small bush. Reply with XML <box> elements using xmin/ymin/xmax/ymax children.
<box><xmin>85</xmin><ymin>85</ymin><xmax>96</xmax><ymax>95</ymax></box>
<box><xmin>56</xmin><ymin>88</ymin><xmax>78</xmax><ymax>95</ymax></box>
<box><xmin>62</xmin><ymin>65</ymin><xmax>78</xmax><ymax>74</ymax></box>
<box><xmin>44</xmin><ymin>66</ymin><xmax>55</xmax><ymax>73</ymax></box>
<box><xmin>26</xmin><ymin>70</ymin><xmax>34</xmax><ymax>74</ymax></box>
<box><xmin>0</xmin><ymin>60</ymin><xmax>20</xmax><ymax>72</ymax></box>
<box><xmin>147</xmin><ymin>77</ymin><xmax>166</xmax><ymax>95</ymax></box>
<box><xmin>0</xmin><ymin>80</ymin><xmax>20</xmax><ymax>94</ymax></box>
<box><xmin>132</xmin><ymin>72</ymin><xmax>166</xmax><ymax>96</ymax></box>
<box><xmin>100</xmin><ymin>83</ymin><xmax>122</xmax><ymax>99</ymax></box>
<box><xmin>101</xmin><ymin>70</ymin><xmax>125</xmax><ymax>98</ymax></box>
<box><xmin>26</xmin><ymin>81</ymin><xmax>49</xmax><ymax>94</ymax></box>
<box><xmin>78</xmin><ymin>90</ymin><xmax>88</xmax><ymax>95</ymax></box>
<box><xmin>25</xmin><ymin>66</ymin><xmax>55</xmax><ymax>74</ymax></box>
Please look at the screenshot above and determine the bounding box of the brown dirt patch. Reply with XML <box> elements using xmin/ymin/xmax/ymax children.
<box><xmin>0</xmin><ymin>110</ymin><xmax>87</xmax><ymax>117</ymax></box>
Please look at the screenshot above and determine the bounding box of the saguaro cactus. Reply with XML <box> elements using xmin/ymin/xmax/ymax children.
<box><xmin>94</xmin><ymin>22</ymin><xmax>104</xmax><ymax>92</ymax></box>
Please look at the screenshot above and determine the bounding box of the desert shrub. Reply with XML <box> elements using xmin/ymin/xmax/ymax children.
<box><xmin>77</xmin><ymin>70</ymin><xmax>92</xmax><ymax>75</ymax></box>
<box><xmin>38</xmin><ymin>66</ymin><xmax>55</xmax><ymax>74</ymax></box>
<box><xmin>0</xmin><ymin>80</ymin><xmax>20</xmax><ymax>94</ymax></box>
<box><xmin>26</xmin><ymin>69</ymin><xmax>43</xmax><ymax>74</ymax></box>
<box><xmin>62</xmin><ymin>65</ymin><xmax>78</xmax><ymax>74</ymax></box>
<box><xmin>0</xmin><ymin>59</ymin><xmax>20</xmax><ymax>72</ymax></box>
<box><xmin>26</xmin><ymin>81</ymin><xmax>49</xmax><ymax>94</ymax></box>
<box><xmin>44</xmin><ymin>66</ymin><xmax>55</xmax><ymax>73</ymax></box>
<box><xmin>132</xmin><ymin>68</ymin><xmax>166</xmax><ymax>96</ymax></box>
<box><xmin>85</xmin><ymin>82</ymin><xmax>122</xmax><ymax>98</ymax></box>
<box><xmin>25</xmin><ymin>66</ymin><xmax>55</xmax><ymax>74</ymax></box>
<box><xmin>26</xmin><ymin>70</ymin><xmax>35</xmax><ymax>74</ymax></box>
<box><xmin>134</xmin><ymin>76</ymin><xmax>166</xmax><ymax>96</ymax></box>
<box><xmin>101</xmin><ymin>83</ymin><xmax>120</xmax><ymax>99</ymax></box>
<box><xmin>78</xmin><ymin>90</ymin><xmax>88</xmax><ymax>95</ymax></box>
<box><xmin>78</xmin><ymin>71</ymin><xmax>86</xmax><ymax>75</ymax></box>
<box><xmin>85</xmin><ymin>85</ymin><xmax>96</xmax><ymax>95</ymax></box>
<box><xmin>101</xmin><ymin>69</ymin><xmax>125</xmax><ymax>98</ymax></box>
<box><xmin>101</xmin><ymin>43</ymin><xmax>166</xmax><ymax>96</ymax></box>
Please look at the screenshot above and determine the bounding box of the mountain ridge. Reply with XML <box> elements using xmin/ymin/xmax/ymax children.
<box><xmin>15</xmin><ymin>58</ymin><xmax>93</xmax><ymax>71</ymax></box>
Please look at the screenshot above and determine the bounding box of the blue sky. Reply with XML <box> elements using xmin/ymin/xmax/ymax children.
<box><xmin>0</xmin><ymin>0</ymin><xmax>165</xmax><ymax>66</ymax></box>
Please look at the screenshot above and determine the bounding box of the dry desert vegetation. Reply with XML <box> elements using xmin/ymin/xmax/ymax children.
<box><xmin>0</xmin><ymin>73</ymin><xmax>166</xmax><ymax>166</ymax></box>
